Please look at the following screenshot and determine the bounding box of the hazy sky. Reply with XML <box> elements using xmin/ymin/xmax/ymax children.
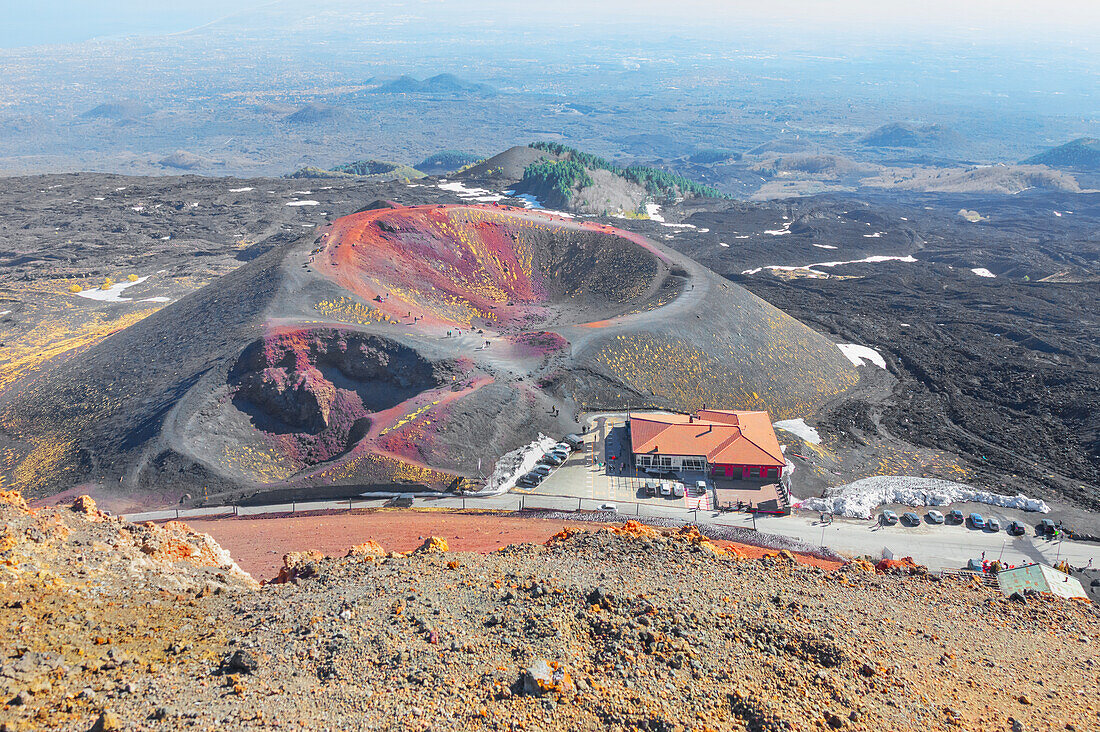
<box><xmin>4</xmin><ymin>0</ymin><xmax>1099</xmax><ymax>48</ymax></box>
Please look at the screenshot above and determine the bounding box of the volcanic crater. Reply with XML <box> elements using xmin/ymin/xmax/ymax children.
<box><xmin>0</xmin><ymin>203</ymin><xmax>861</xmax><ymax>505</ymax></box>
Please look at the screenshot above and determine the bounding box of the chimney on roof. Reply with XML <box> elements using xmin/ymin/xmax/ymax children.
<box><xmin>689</xmin><ymin>415</ymin><xmax>694</xmax><ymax>423</ymax></box>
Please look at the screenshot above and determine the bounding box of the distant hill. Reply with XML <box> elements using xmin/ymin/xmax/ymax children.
<box><xmin>513</xmin><ymin>142</ymin><xmax>729</xmax><ymax>213</ymax></box>
<box><xmin>288</xmin><ymin>160</ymin><xmax>425</xmax><ymax>181</ymax></box>
<box><xmin>415</xmin><ymin>151</ymin><xmax>484</xmax><ymax>175</ymax></box>
<box><xmin>455</xmin><ymin>145</ymin><xmax>558</xmax><ymax>180</ymax></box>
<box><xmin>860</xmin><ymin>123</ymin><xmax>962</xmax><ymax>149</ymax></box>
<box><xmin>1023</xmin><ymin>138</ymin><xmax>1100</xmax><ymax>171</ymax></box>
<box><xmin>284</xmin><ymin>104</ymin><xmax>345</xmax><ymax>125</ymax></box>
<box><xmin>860</xmin><ymin>164</ymin><xmax>1081</xmax><ymax>195</ymax></box>
<box><xmin>375</xmin><ymin>74</ymin><xmax>496</xmax><ymax>96</ymax></box>
<box><xmin>81</xmin><ymin>100</ymin><xmax>152</xmax><ymax>121</ymax></box>
<box><xmin>158</xmin><ymin>150</ymin><xmax>219</xmax><ymax>170</ymax></box>
<box><xmin>689</xmin><ymin>148</ymin><xmax>741</xmax><ymax>164</ymax></box>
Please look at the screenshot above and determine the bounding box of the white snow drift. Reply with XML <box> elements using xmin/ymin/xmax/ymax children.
<box><xmin>479</xmin><ymin>435</ymin><xmax>558</xmax><ymax>496</ymax></box>
<box><xmin>798</xmin><ymin>476</ymin><xmax>1050</xmax><ymax>518</ymax></box>
<box><xmin>773</xmin><ymin>418</ymin><xmax>821</xmax><ymax>445</ymax></box>
<box><xmin>836</xmin><ymin>343</ymin><xmax>886</xmax><ymax>369</ymax></box>
<box><xmin>741</xmin><ymin>255</ymin><xmax>916</xmax><ymax>276</ymax></box>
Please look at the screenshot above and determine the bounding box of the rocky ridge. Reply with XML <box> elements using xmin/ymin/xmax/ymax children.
<box><xmin>2</xmin><ymin>494</ymin><xmax>1099</xmax><ymax>730</ymax></box>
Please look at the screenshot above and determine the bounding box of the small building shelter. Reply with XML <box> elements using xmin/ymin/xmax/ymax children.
<box><xmin>630</xmin><ymin>409</ymin><xmax>785</xmax><ymax>480</ymax></box>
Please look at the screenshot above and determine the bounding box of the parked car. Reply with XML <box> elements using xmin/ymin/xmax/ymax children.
<box><xmin>927</xmin><ymin>510</ymin><xmax>945</xmax><ymax>524</ymax></box>
<box><xmin>968</xmin><ymin>513</ymin><xmax>986</xmax><ymax>529</ymax></box>
<box><xmin>902</xmin><ymin>511</ymin><xmax>921</xmax><ymax>526</ymax></box>
<box><xmin>518</xmin><ymin>472</ymin><xmax>543</xmax><ymax>487</ymax></box>
<box><xmin>1038</xmin><ymin>518</ymin><xmax>1056</xmax><ymax>536</ymax></box>
<box><xmin>538</xmin><ymin>453</ymin><xmax>565</xmax><ymax>467</ymax></box>
<box><xmin>673</xmin><ymin>483</ymin><xmax>685</xmax><ymax>498</ymax></box>
<box><xmin>696</xmin><ymin>480</ymin><xmax>707</xmax><ymax>493</ymax></box>
<box><xmin>530</xmin><ymin>464</ymin><xmax>552</xmax><ymax>477</ymax></box>
<box><xmin>659</xmin><ymin>482</ymin><xmax>672</xmax><ymax>497</ymax></box>
<box><xmin>880</xmin><ymin>510</ymin><xmax>899</xmax><ymax>525</ymax></box>
<box><xmin>947</xmin><ymin>509</ymin><xmax>964</xmax><ymax>524</ymax></box>
<box><xmin>563</xmin><ymin>434</ymin><xmax>584</xmax><ymax>449</ymax></box>
<box><xmin>644</xmin><ymin>482</ymin><xmax>656</xmax><ymax>497</ymax></box>
<box><xmin>1007</xmin><ymin>521</ymin><xmax>1026</xmax><ymax>536</ymax></box>
<box><xmin>986</xmin><ymin>517</ymin><xmax>1001</xmax><ymax>532</ymax></box>
<box><xmin>599</xmin><ymin>503</ymin><xmax>617</xmax><ymax>512</ymax></box>
<box><xmin>554</xmin><ymin>441</ymin><xmax>573</xmax><ymax>453</ymax></box>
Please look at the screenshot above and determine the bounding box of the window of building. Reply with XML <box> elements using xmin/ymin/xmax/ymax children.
<box><xmin>750</xmin><ymin>467</ymin><xmax>761</xmax><ymax>478</ymax></box>
<box><xmin>766</xmin><ymin>467</ymin><xmax>778</xmax><ymax>479</ymax></box>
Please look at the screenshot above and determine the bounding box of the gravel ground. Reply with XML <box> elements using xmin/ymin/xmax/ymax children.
<box><xmin>3</xmin><ymin>492</ymin><xmax>1099</xmax><ymax>731</ymax></box>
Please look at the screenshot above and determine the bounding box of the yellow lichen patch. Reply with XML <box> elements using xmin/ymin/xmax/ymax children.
<box><xmin>0</xmin><ymin>298</ymin><xmax>160</xmax><ymax>392</ymax></box>
<box><xmin>126</xmin><ymin>274</ymin><xmax>139</xmax><ymax>282</ymax></box>
<box><xmin>379</xmin><ymin>399</ymin><xmax>442</xmax><ymax>436</ymax></box>
<box><xmin>314</xmin><ymin>297</ymin><xmax>396</xmax><ymax>326</ymax></box>
<box><xmin>211</xmin><ymin>442</ymin><xmax>297</xmax><ymax>484</ymax></box>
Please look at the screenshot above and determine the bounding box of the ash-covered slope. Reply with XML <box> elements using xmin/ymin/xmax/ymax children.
<box><xmin>2</xmin><ymin>496</ymin><xmax>1097</xmax><ymax>732</ymax></box>
<box><xmin>0</xmin><ymin>204</ymin><xmax>857</xmax><ymax>506</ymax></box>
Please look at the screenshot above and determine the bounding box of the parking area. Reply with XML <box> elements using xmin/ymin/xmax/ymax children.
<box><xmin>521</xmin><ymin>414</ymin><xmax>717</xmax><ymax>512</ymax></box>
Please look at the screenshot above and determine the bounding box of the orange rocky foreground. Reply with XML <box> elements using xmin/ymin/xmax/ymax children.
<box><xmin>2</xmin><ymin>490</ymin><xmax>1098</xmax><ymax>732</ymax></box>
<box><xmin>189</xmin><ymin>512</ymin><xmax>841</xmax><ymax>580</ymax></box>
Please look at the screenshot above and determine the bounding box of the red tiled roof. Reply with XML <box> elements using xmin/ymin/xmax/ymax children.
<box><xmin>629</xmin><ymin>410</ymin><xmax>785</xmax><ymax>467</ymax></box>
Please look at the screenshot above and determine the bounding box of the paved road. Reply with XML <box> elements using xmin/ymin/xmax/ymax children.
<box><xmin>125</xmin><ymin>490</ymin><xmax>1100</xmax><ymax>572</ymax></box>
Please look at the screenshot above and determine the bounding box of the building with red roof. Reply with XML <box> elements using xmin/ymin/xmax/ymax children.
<box><xmin>629</xmin><ymin>409</ymin><xmax>786</xmax><ymax>481</ymax></box>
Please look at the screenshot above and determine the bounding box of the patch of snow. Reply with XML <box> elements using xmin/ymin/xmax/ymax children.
<box><xmin>141</xmin><ymin>297</ymin><xmax>171</xmax><ymax>303</ymax></box>
<box><xmin>130</xmin><ymin>206</ymin><xmax>144</xmax><ymax>212</ymax></box>
<box><xmin>764</xmin><ymin>222</ymin><xmax>792</xmax><ymax>236</ymax></box>
<box><xmin>812</xmin><ymin>244</ymin><xmax>838</xmax><ymax>249</ymax></box>
<box><xmin>160</xmin><ymin>235</ymin><xmax>171</xmax><ymax>241</ymax></box>
<box><xmin>294</xmin><ymin>190</ymin><xmax>312</xmax><ymax>195</ymax></box>
<box><xmin>479</xmin><ymin>435</ymin><xmax>558</xmax><ymax>495</ymax></box>
<box><xmin>437</xmin><ymin>181</ymin><xmax>493</xmax><ymax>197</ymax></box>
<box><xmin>719</xmin><ymin>242</ymin><xmax>730</xmax><ymax>248</ymax></box>
<box><xmin>863</xmin><ymin>232</ymin><xmax>885</xmax><ymax>238</ymax></box>
<box><xmin>797</xmin><ymin>476</ymin><xmax>1050</xmax><ymax>519</ymax></box>
<box><xmin>93</xmin><ymin>197</ymin><xmax>105</xmax><ymax>201</ymax></box>
<box><xmin>286</xmin><ymin>200</ymin><xmax>320</xmax><ymax>207</ymax></box>
<box><xmin>645</xmin><ymin>203</ymin><xmax>665</xmax><ymax>222</ymax></box>
<box><xmin>228</xmin><ymin>187</ymin><xmax>253</xmax><ymax>193</ymax></box>
<box><xmin>971</xmin><ymin>268</ymin><xmax>996</xmax><ymax>278</ymax></box>
<box><xmin>741</xmin><ymin>255</ymin><xmax>916</xmax><ymax>276</ymax></box>
<box><xmin>734</xmin><ymin>235</ymin><xmax>751</xmax><ymax>239</ymax></box>
<box><xmin>900</xmin><ymin>323</ymin><xmax>911</xmax><ymax>327</ymax></box>
<box><xmin>0</xmin><ymin>310</ymin><xmax>10</xmax><ymax>316</ymax></box>
<box><xmin>773</xmin><ymin>419</ymin><xmax>821</xmax><ymax>445</ymax></box>
<box><xmin>837</xmin><ymin>343</ymin><xmax>886</xmax><ymax>369</ymax></box>
<box><xmin>1053</xmin><ymin>211</ymin><xmax>1063</xmax><ymax>217</ymax></box>
<box><xmin>506</xmin><ymin>191</ymin><xmax>542</xmax><ymax>209</ymax></box>
<box><xmin>469</xmin><ymin>194</ymin><xmax>504</xmax><ymax>202</ymax></box>
<box><xmin>661</xmin><ymin>222</ymin><xmax>697</xmax><ymax>230</ymax></box>
<box><xmin>74</xmin><ymin>276</ymin><xmax>151</xmax><ymax>303</ymax></box>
